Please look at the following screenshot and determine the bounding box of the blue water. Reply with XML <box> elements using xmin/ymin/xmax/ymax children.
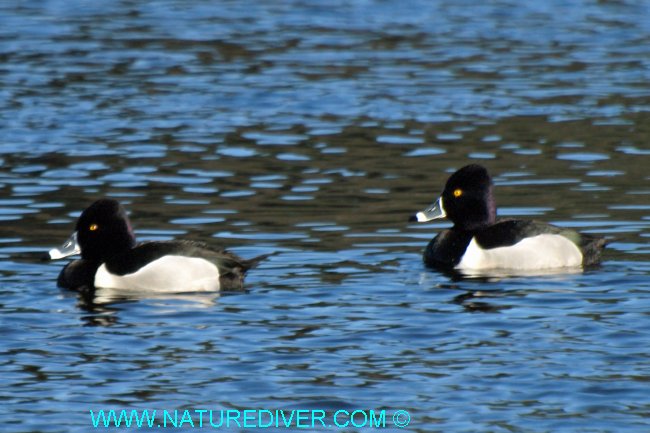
<box><xmin>1</xmin><ymin>1</ymin><xmax>650</xmax><ymax>432</ymax></box>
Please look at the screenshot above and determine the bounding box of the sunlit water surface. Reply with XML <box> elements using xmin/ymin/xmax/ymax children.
<box><xmin>1</xmin><ymin>1</ymin><xmax>650</xmax><ymax>432</ymax></box>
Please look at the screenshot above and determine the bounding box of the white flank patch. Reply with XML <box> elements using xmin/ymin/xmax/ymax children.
<box><xmin>94</xmin><ymin>255</ymin><xmax>221</xmax><ymax>292</ymax></box>
<box><xmin>456</xmin><ymin>234</ymin><xmax>583</xmax><ymax>271</ymax></box>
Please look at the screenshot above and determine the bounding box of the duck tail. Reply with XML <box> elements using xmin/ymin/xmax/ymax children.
<box><xmin>581</xmin><ymin>236</ymin><xmax>608</xmax><ymax>266</ymax></box>
<box><xmin>218</xmin><ymin>253</ymin><xmax>273</xmax><ymax>291</ymax></box>
<box><xmin>242</xmin><ymin>253</ymin><xmax>273</xmax><ymax>270</ymax></box>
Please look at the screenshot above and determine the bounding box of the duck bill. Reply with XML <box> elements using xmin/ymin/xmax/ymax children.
<box><xmin>412</xmin><ymin>197</ymin><xmax>446</xmax><ymax>222</ymax></box>
<box><xmin>48</xmin><ymin>232</ymin><xmax>81</xmax><ymax>260</ymax></box>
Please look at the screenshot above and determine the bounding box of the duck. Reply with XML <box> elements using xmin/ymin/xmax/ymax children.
<box><xmin>410</xmin><ymin>164</ymin><xmax>606</xmax><ymax>273</ymax></box>
<box><xmin>48</xmin><ymin>199</ymin><xmax>267</xmax><ymax>292</ymax></box>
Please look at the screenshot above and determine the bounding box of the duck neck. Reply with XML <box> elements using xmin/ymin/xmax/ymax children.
<box><xmin>455</xmin><ymin>220</ymin><xmax>491</xmax><ymax>232</ymax></box>
<box><xmin>456</xmin><ymin>200</ymin><xmax>496</xmax><ymax>232</ymax></box>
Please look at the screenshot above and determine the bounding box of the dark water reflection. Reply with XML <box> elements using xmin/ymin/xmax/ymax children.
<box><xmin>2</xmin><ymin>1</ymin><xmax>650</xmax><ymax>432</ymax></box>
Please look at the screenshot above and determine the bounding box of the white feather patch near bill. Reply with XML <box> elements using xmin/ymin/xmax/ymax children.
<box><xmin>94</xmin><ymin>255</ymin><xmax>221</xmax><ymax>292</ymax></box>
<box><xmin>457</xmin><ymin>234</ymin><xmax>583</xmax><ymax>271</ymax></box>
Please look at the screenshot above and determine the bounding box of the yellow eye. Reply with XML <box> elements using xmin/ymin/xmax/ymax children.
<box><xmin>453</xmin><ymin>188</ymin><xmax>463</xmax><ymax>198</ymax></box>
<box><xmin>89</xmin><ymin>224</ymin><xmax>98</xmax><ymax>231</ymax></box>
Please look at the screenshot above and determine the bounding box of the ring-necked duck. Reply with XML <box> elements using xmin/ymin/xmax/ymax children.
<box><xmin>411</xmin><ymin>164</ymin><xmax>606</xmax><ymax>273</ymax></box>
<box><xmin>48</xmin><ymin>199</ymin><xmax>267</xmax><ymax>292</ymax></box>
